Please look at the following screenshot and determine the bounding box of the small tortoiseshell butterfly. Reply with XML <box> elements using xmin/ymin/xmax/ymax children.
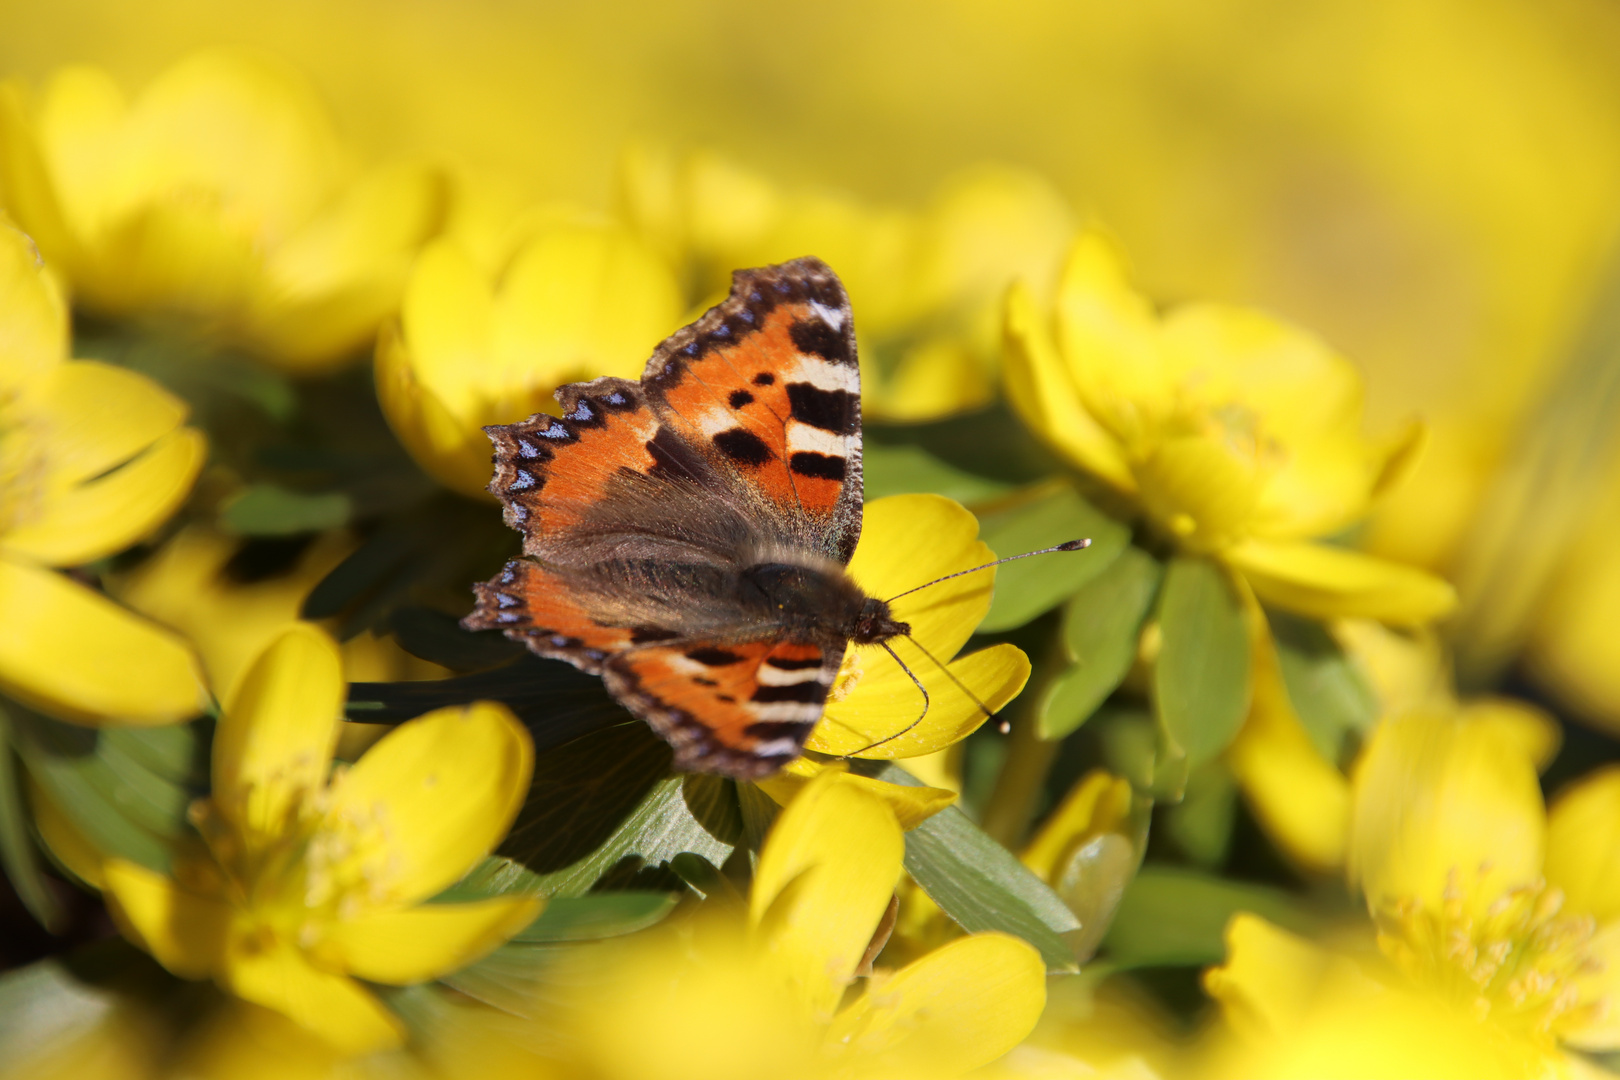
<box><xmin>463</xmin><ymin>257</ymin><xmax>908</xmax><ymax>779</ymax></box>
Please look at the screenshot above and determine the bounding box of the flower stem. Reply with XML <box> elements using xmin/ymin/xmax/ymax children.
<box><xmin>978</xmin><ymin>710</ymin><xmax>1059</xmax><ymax>850</ymax></box>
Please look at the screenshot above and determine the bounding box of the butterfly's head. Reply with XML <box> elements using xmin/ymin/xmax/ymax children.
<box><xmin>851</xmin><ymin>596</ymin><xmax>909</xmax><ymax>645</ymax></box>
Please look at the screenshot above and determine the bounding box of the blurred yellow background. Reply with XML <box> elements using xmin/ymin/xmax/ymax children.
<box><xmin>7</xmin><ymin>0</ymin><xmax>1620</xmax><ymax>698</ymax></box>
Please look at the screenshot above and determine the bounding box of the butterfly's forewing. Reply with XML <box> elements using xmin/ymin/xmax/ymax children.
<box><xmin>640</xmin><ymin>257</ymin><xmax>864</xmax><ymax>563</ymax></box>
<box><xmin>603</xmin><ymin>638</ymin><xmax>845</xmax><ymax>778</ymax></box>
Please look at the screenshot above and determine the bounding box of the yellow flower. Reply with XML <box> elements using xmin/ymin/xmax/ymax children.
<box><xmin>804</xmin><ymin>493</ymin><xmax>1032</xmax><ymax>761</ymax></box>
<box><xmin>375</xmin><ymin>201</ymin><xmax>683</xmax><ymax>495</ymax></box>
<box><xmin>1005</xmin><ymin>232</ymin><xmax>1454</xmax><ymax>625</ymax></box>
<box><xmin>0</xmin><ymin>218</ymin><xmax>207</xmax><ymax>725</ymax></box>
<box><xmin>1227</xmin><ymin>620</ymin><xmax>1556</xmax><ymax>876</ymax></box>
<box><xmin>618</xmin><ymin>146</ymin><xmax>1071</xmax><ymax>421</ymax></box>
<box><xmin>0</xmin><ymin>50</ymin><xmax>442</xmax><ymax>373</ymax></box>
<box><xmin>97</xmin><ymin>624</ymin><xmax>539</xmax><ymax>1054</ymax></box>
<box><xmin>1205</xmin><ymin>708</ymin><xmax>1620</xmax><ymax>1077</ymax></box>
<box><xmin>492</xmin><ymin>771</ymin><xmax>1046</xmax><ymax>1080</ymax></box>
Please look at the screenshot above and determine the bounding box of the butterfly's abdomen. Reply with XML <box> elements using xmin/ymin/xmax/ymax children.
<box><xmin>742</xmin><ymin>562</ymin><xmax>869</xmax><ymax>642</ymax></box>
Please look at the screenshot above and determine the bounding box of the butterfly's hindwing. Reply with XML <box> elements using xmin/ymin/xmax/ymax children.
<box><xmin>465</xmin><ymin>558</ymin><xmax>644</xmax><ymax>673</ymax></box>
<box><xmin>603</xmin><ymin>638</ymin><xmax>846</xmax><ymax>779</ymax></box>
<box><xmin>641</xmin><ymin>257</ymin><xmax>864</xmax><ymax>563</ymax></box>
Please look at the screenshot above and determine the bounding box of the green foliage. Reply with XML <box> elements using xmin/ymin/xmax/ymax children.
<box><xmin>1101</xmin><ymin>865</ymin><xmax>1319</xmax><ymax>969</ymax></box>
<box><xmin>1270</xmin><ymin>610</ymin><xmax>1378</xmax><ymax>763</ymax></box>
<box><xmin>1154</xmin><ymin>555</ymin><xmax>1253</xmax><ymax>767</ymax></box>
<box><xmin>977</xmin><ymin>483</ymin><xmax>1131</xmax><ymax>632</ymax></box>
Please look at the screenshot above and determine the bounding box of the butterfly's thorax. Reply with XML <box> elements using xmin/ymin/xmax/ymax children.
<box><xmin>740</xmin><ymin>562</ymin><xmax>906</xmax><ymax>645</ymax></box>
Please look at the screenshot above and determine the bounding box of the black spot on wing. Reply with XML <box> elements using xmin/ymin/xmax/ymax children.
<box><xmin>713</xmin><ymin>427</ymin><xmax>774</xmax><ymax>468</ymax></box>
<box><xmin>728</xmin><ymin>389</ymin><xmax>755</xmax><ymax>409</ymax></box>
<box><xmin>785</xmin><ymin>383</ymin><xmax>856</xmax><ymax>433</ymax></box>
<box><xmin>753</xmin><ymin>372</ymin><xmax>775</xmax><ymax>386</ymax></box>
<box><xmin>789</xmin><ymin>451</ymin><xmax>846</xmax><ymax>481</ymax></box>
<box><xmin>751</xmin><ymin>681</ymin><xmax>830</xmax><ymax>704</ymax></box>
<box><xmin>686</xmin><ymin>647</ymin><xmax>745</xmax><ymax>666</ymax></box>
<box><xmin>789</xmin><ymin>317</ymin><xmax>850</xmax><ymax>364</ymax></box>
<box><xmin>630</xmin><ymin>626</ymin><xmax>680</xmax><ymax>644</ymax></box>
<box><xmin>764</xmin><ymin>654</ymin><xmax>824</xmax><ymax>671</ymax></box>
<box><xmin>744</xmin><ymin>720</ymin><xmax>815</xmax><ymax>740</ymax></box>
<box><xmin>644</xmin><ymin>426</ymin><xmax>710</xmax><ymax>484</ymax></box>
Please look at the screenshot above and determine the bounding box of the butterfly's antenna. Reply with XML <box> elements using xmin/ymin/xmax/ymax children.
<box><xmin>840</xmin><ymin>641</ymin><xmax>931</xmax><ymax>758</ymax></box>
<box><xmin>900</xmin><ymin>632</ymin><xmax>1011</xmax><ymax>732</ymax></box>
<box><xmin>883</xmin><ymin>538</ymin><xmax>1091</xmax><ymax>604</ymax></box>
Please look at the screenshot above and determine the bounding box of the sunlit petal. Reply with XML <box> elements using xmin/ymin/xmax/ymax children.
<box><xmin>0</xmin><ymin>216</ymin><xmax>66</xmax><ymax>388</ymax></box>
<box><xmin>0</xmin><ymin>555</ymin><xmax>205</xmax><ymax>725</ymax></box>
<box><xmin>756</xmin><ymin>758</ymin><xmax>956</xmax><ymax>830</ymax></box>
<box><xmin>1229</xmin><ymin>537</ymin><xmax>1458</xmax><ymax>625</ymax></box>
<box><xmin>324</xmin><ymin>700</ymin><xmax>532</xmax><ymax>905</ymax></box>
<box><xmin>324</xmin><ymin>897</ymin><xmax>541</xmax><ymax>985</ymax></box>
<box><xmin>826</xmin><ymin>933</ymin><xmax>1046</xmax><ymax>1079</ymax></box>
<box><xmin>213</xmin><ymin>623</ymin><xmax>344</xmax><ymax>838</ymax></box>
<box><xmin>1546</xmin><ymin>767</ymin><xmax>1620</xmax><ymax>925</ymax></box>
<box><xmin>101</xmin><ymin>858</ymin><xmax>231</xmax><ymax>980</ymax></box>
<box><xmin>3</xmin><ymin>426</ymin><xmax>205</xmax><ymax>566</ymax></box>
<box><xmin>750</xmin><ymin>771</ymin><xmax>903</xmax><ymax>1021</ymax></box>
<box><xmin>219</xmin><ymin>937</ymin><xmax>404</xmax><ymax>1055</ymax></box>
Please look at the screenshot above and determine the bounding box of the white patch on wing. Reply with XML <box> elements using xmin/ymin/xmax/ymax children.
<box><xmin>784</xmin><ymin>355</ymin><xmax>858</xmax><ymax>393</ymax></box>
<box><xmin>752</xmin><ymin>737</ymin><xmax>804</xmax><ymax>757</ymax></box>
<box><xmin>786</xmin><ymin>421</ymin><xmax>852</xmax><ymax>458</ymax></box>
<box><xmin>695</xmin><ymin>406</ymin><xmax>739</xmax><ymax>437</ymax></box>
<box><xmin>757</xmin><ymin>664</ymin><xmax>828</xmax><ymax>687</ymax></box>
<box><xmin>808</xmin><ymin>301</ymin><xmax>846</xmax><ymax>330</ymax></box>
<box><xmin>751</xmin><ymin>702</ymin><xmax>824</xmax><ymax>723</ymax></box>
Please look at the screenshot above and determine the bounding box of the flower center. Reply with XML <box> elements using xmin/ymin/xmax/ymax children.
<box><xmin>1373</xmin><ymin>869</ymin><xmax>1606</xmax><ymax>1048</ymax></box>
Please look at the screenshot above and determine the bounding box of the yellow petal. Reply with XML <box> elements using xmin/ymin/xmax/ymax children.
<box><xmin>1348</xmin><ymin>709</ymin><xmax>1545</xmax><ymax>912</ymax></box>
<box><xmin>0</xmin><ymin>215</ymin><xmax>66</xmax><ymax>388</ymax></box>
<box><xmin>1203</xmin><ymin>913</ymin><xmax>1377</xmax><ymax>1042</ymax></box>
<box><xmin>756</xmin><ymin>758</ymin><xmax>956</xmax><ymax>830</ymax></box>
<box><xmin>28</xmin><ymin>359</ymin><xmax>188</xmax><ymax>486</ymax></box>
<box><xmin>324</xmin><ymin>701</ymin><xmax>532</xmax><ymax>905</ymax></box>
<box><xmin>1002</xmin><ymin>280</ymin><xmax>1135</xmax><ymax>492</ymax></box>
<box><xmin>1563</xmin><ymin>920</ymin><xmax>1620</xmax><ymax>1051</ymax></box>
<box><xmin>491</xmin><ymin>219</ymin><xmax>683</xmax><ymax>386</ymax></box>
<box><xmin>750</xmin><ymin>771</ymin><xmax>903</xmax><ymax>1021</ymax></box>
<box><xmin>1226</xmin><ymin>644</ymin><xmax>1351</xmax><ymax>874</ymax></box>
<box><xmin>1228</xmin><ymin>538</ymin><xmax>1458</xmax><ymax>625</ymax></box>
<box><xmin>324</xmin><ymin>896</ymin><xmax>541</xmax><ymax>985</ymax></box>
<box><xmin>214</xmin><ymin>623</ymin><xmax>344</xmax><ymax>838</ymax></box>
<box><xmin>254</xmin><ymin>162</ymin><xmax>443</xmax><ymax>371</ymax></box>
<box><xmin>812</xmin><ymin>642</ymin><xmax>1029</xmax><ymax>759</ymax></box>
<box><xmin>1459</xmin><ymin>696</ymin><xmax>1561</xmax><ymax>772</ymax></box>
<box><xmin>374</xmin><ymin>320</ymin><xmax>500</xmax><ymax>497</ymax></box>
<box><xmin>1022</xmin><ymin>769</ymin><xmax>1135</xmax><ymax>883</ymax></box>
<box><xmin>1546</xmin><ymin>767</ymin><xmax>1620</xmax><ymax>924</ymax></box>
<box><xmin>824</xmin><ymin>932</ymin><xmax>1046</xmax><ymax>1080</ymax></box>
<box><xmin>0</xmin><ymin>84</ymin><xmax>80</xmax><ymax>290</ymax></box>
<box><xmin>28</xmin><ymin>775</ymin><xmax>104</xmax><ymax>888</ymax></box>
<box><xmin>101</xmin><ymin>858</ymin><xmax>231</xmax><ymax>979</ymax></box>
<box><xmin>2</xmin><ymin>426</ymin><xmax>205</xmax><ymax>566</ymax></box>
<box><xmin>0</xmin><ymin>555</ymin><xmax>206</xmax><ymax>725</ymax></box>
<box><xmin>219</xmin><ymin>936</ymin><xmax>403</xmax><ymax>1055</ymax></box>
<box><xmin>846</xmin><ymin>494</ymin><xmax>995</xmax><ymax>661</ymax></box>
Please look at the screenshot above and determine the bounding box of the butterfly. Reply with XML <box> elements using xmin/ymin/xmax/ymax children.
<box><xmin>462</xmin><ymin>257</ymin><xmax>912</xmax><ymax>779</ymax></box>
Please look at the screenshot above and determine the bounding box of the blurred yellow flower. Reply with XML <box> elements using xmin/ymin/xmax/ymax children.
<box><xmin>98</xmin><ymin>624</ymin><xmax>539</xmax><ymax>1054</ymax></box>
<box><xmin>1228</xmin><ymin>621</ymin><xmax>1556</xmax><ymax>876</ymax></box>
<box><xmin>1005</xmin><ymin>231</ymin><xmax>1454</xmax><ymax>626</ymax></box>
<box><xmin>619</xmin><ymin>147</ymin><xmax>1071</xmax><ymax>420</ymax></box>
<box><xmin>1206</xmin><ymin>708</ymin><xmax>1620</xmax><ymax>1077</ymax></box>
<box><xmin>376</xmin><ymin>202</ymin><xmax>683</xmax><ymax>495</ymax></box>
<box><xmin>805</xmin><ymin>493</ymin><xmax>1031</xmax><ymax>761</ymax></box>
<box><xmin>0</xmin><ymin>50</ymin><xmax>442</xmax><ymax>372</ymax></box>
<box><xmin>494</xmin><ymin>771</ymin><xmax>1045</xmax><ymax>1080</ymax></box>
<box><xmin>115</xmin><ymin>523</ymin><xmax>444</xmax><ymax>705</ymax></box>
<box><xmin>0</xmin><ymin>218</ymin><xmax>207</xmax><ymax>725</ymax></box>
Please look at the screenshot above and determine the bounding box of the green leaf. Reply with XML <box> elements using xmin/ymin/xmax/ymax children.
<box><xmin>1161</xmin><ymin>761</ymin><xmax>1237</xmax><ymax>867</ymax></box>
<box><xmin>1101</xmin><ymin>865</ymin><xmax>1320</xmax><ymax>969</ymax></box>
<box><xmin>0</xmin><ymin>707</ymin><xmax>61</xmax><ymax>930</ymax></box>
<box><xmin>860</xmin><ymin>761</ymin><xmax>1081</xmax><ymax>971</ymax></box>
<box><xmin>977</xmin><ymin>483</ymin><xmax>1130</xmax><ymax>632</ymax></box>
<box><xmin>1092</xmin><ymin>705</ymin><xmax>1186</xmax><ymax>800</ymax></box>
<box><xmin>1154</xmin><ymin>556</ymin><xmax>1252</xmax><ymax>767</ymax></box>
<box><xmin>0</xmin><ymin>940</ymin><xmax>180</xmax><ymax>1058</ymax></box>
<box><xmin>10</xmin><ymin>709</ymin><xmax>206</xmax><ymax>875</ymax></box>
<box><xmin>469</xmin><ymin>723</ymin><xmax>738</xmax><ymax>899</ymax></box>
<box><xmin>221</xmin><ymin>484</ymin><xmax>351</xmax><ymax>536</ymax></box>
<box><xmin>1038</xmin><ymin>546</ymin><xmax>1164</xmax><ymax>738</ymax></box>
<box><xmin>1270</xmin><ymin>610</ymin><xmax>1378</xmax><ymax>763</ymax></box>
<box><xmin>510</xmin><ymin>892</ymin><xmax>679</xmax><ymax>943</ymax></box>
<box><xmin>440</xmin><ymin>942</ymin><xmax>570</xmax><ymax>1015</ymax></box>
<box><xmin>863</xmin><ymin>442</ymin><xmax>1016</xmax><ymax>505</ymax></box>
